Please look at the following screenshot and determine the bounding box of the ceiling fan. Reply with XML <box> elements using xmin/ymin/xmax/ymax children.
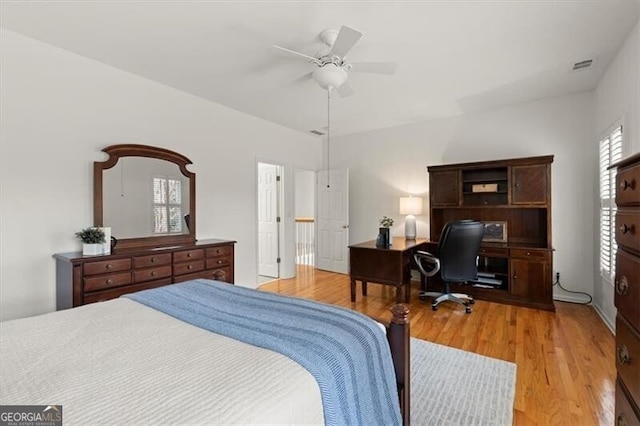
<box><xmin>271</xmin><ymin>25</ymin><xmax>397</xmax><ymax>97</ymax></box>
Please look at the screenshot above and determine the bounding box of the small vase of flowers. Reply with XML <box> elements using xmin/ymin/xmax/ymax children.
<box><xmin>75</xmin><ymin>227</ymin><xmax>106</xmax><ymax>256</ymax></box>
<box><xmin>376</xmin><ymin>216</ymin><xmax>394</xmax><ymax>247</ymax></box>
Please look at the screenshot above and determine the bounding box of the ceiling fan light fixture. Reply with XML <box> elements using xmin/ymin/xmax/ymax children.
<box><xmin>312</xmin><ymin>64</ymin><xmax>348</xmax><ymax>90</ymax></box>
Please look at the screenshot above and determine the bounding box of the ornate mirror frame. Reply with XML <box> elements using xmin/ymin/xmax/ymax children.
<box><xmin>94</xmin><ymin>144</ymin><xmax>196</xmax><ymax>250</ymax></box>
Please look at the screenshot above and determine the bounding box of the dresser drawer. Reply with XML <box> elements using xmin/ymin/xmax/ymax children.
<box><xmin>84</xmin><ymin>258</ymin><xmax>131</xmax><ymax>276</ymax></box>
<box><xmin>84</xmin><ymin>271</ymin><xmax>132</xmax><ymax>292</ymax></box>
<box><xmin>617</xmin><ymin>162</ymin><xmax>640</xmax><ymax>206</ymax></box>
<box><xmin>616</xmin><ymin>211</ymin><xmax>640</xmax><ymax>253</ymax></box>
<box><xmin>173</xmin><ymin>259</ymin><xmax>205</xmax><ymax>276</ymax></box>
<box><xmin>509</xmin><ymin>249</ymin><xmax>549</xmax><ymax>259</ymax></box>
<box><xmin>133</xmin><ymin>265</ymin><xmax>172</xmax><ymax>283</ymax></box>
<box><xmin>173</xmin><ymin>249</ymin><xmax>204</xmax><ymax>263</ymax></box>
<box><xmin>617</xmin><ymin>316</ymin><xmax>640</xmax><ymax>406</ymax></box>
<box><xmin>616</xmin><ymin>379</ymin><xmax>640</xmax><ymax>426</ymax></box>
<box><xmin>206</xmin><ymin>245</ymin><xmax>233</xmax><ymax>258</ymax></box>
<box><xmin>83</xmin><ymin>278</ymin><xmax>172</xmax><ymax>304</ymax></box>
<box><xmin>206</xmin><ymin>256</ymin><xmax>231</xmax><ymax>269</ymax></box>
<box><xmin>616</xmin><ymin>250</ymin><xmax>640</xmax><ymax>331</ymax></box>
<box><xmin>133</xmin><ymin>253</ymin><xmax>171</xmax><ymax>268</ymax></box>
<box><xmin>174</xmin><ymin>266</ymin><xmax>232</xmax><ymax>284</ymax></box>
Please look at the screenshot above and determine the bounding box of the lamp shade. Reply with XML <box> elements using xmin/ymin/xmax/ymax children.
<box><xmin>399</xmin><ymin>196</ymin><xmax>423</xmax><ymax>215</ymax></box>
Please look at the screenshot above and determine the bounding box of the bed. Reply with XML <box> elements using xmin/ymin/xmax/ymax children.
<box><xmin>0</xmin><ymin>279</ymin><xmax>410</xmax><ymax>425</ymax></box>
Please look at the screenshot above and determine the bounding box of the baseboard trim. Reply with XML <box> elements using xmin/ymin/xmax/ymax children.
<box><xmin>591</xmin><ymin>303</ymin><xmax>616</xmax><ymax>334</ymax></box>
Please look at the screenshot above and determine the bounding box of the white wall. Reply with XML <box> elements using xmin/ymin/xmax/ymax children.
<box><xmin>330</xmin><ymin>92</ymin><xmax>596</xmax><ymax>305</ymax></box>
<box><xmin>594</xmin><ymin>21</ymin><xmax>640</xmax><ymax>330</ymax></box>
<box><xmin>0</xmin><ymin>29</ymin><xmax>322</xmax><ymax>321</ymax></box>
<box><xmin>294</xmin><ymin>169</ymin><xmax>315</xmax><ymax>218</ymax></box>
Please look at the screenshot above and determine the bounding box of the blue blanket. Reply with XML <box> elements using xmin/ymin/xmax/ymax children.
<box><xmin>125</xmin><ymin>279</ymin><xmax>401</xmax><ymax>426</ymax></box>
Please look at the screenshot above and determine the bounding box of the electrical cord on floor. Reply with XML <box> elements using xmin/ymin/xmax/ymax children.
<box><xmin>553</xmin><ymin>273</ymin><xmax>593</xmax><ymax>305</ymax></box>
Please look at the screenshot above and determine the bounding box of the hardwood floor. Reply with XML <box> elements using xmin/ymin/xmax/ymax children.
<box><xmin>260</xmin><ymin>265</ymin><xmax>616</xmax><ymax>426</ymax></box>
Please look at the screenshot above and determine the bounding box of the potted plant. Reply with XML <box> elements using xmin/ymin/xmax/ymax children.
<box><xmin>376</xmin><ymin>216</ymin><xmax>394</xmax><ymax>247</ymax></box>
<box><xmin>75</xmin><ymin>227</ymin><xmax>106</xmax><ymax>256</ymax></box>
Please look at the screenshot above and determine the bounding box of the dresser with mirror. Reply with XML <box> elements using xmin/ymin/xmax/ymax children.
<box><xmin>54</xmin><ymin>144</ymin><xmax>235</xmax><ymax>309</ymax></box>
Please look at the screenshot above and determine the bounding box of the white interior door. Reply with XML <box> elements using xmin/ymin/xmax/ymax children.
<box><xmin>258</xmin><ymin>163</ymin><xmax>279</xmax><ymax>278</ymax></box>
<box><xmin>316</xmin><ymin>169</ymin><xmax>349</xmax><ymax>274</ymax></box>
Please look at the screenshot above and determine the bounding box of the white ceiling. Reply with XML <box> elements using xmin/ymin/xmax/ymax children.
<box><xmin>2</xmin><ymin>1</ymin><xmax>639</xmax><ymax>137</ymax></box>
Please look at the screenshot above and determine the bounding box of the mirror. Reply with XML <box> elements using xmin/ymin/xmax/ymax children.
<box><xmin>94</xmin><ymin>144</ymin><xmax>196</xmax><ymax>250</ymax></box>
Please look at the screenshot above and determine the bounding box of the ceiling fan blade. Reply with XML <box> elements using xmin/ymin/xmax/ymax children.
<box><xmin>349</xmin><ymin>62</ymin><xmax>397</xmax><ymax>75</ymax></box>
<box><xmin>329</xmin><ymin>26</ymin><xmax>363</xmax><ymax>59</ymax></box>
<box><xmin>271</xmin><ymin>45</ymin><xmax>318</xmax><ymax>63</ymax></box>
<box><xmin>336</xmin><ymin>81</ymin><xmax>354</xmax><ymax>98</ymax></box>
<box><xmin>290</xmin><ymin>72</ymin><xmax>313</xmax><ymax>85</ymax></box>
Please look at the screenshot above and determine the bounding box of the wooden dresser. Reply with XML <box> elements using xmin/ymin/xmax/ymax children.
<box><xmin>612</xmin><ymin>153</ymin><xmax>640</xmax><ymax>425</ymax></box>
<box><xmin>54</xmin><ymin>239</ymin><xmax>235</xmax><ymax>309</ymax></box>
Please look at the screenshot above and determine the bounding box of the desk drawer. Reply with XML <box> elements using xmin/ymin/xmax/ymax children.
<box><xmin>510</xmin><ymin>249</ymin><xmax>549</xmax><ymax>260</ymax></box>
<box><xmin>615</xmin><ymin>250</ymin><xmax>640</xmax><ymax>331</ymax></box>
<box><xmin>616</xmin><ymin>315</ymin><xmax>640</xmax><ymax>407</ymax></box>
<box><xmin>133</xmin><ymin>253</ymin><xmax>171</xmax><ymax>268</ymax></box>
<box><xmin>84</xmin><ymin>258</ymin><xmax>131</xmax><ymax>276</ymax></box>
<box><xmin>84</xmin><ymin>272</ymin><xmax>132</xmax><ymax>292</ymax></box>
<box><xmin>479</xmin><ymin>247</ymin><xmax>509</xmax><ymax>257</ymax></box>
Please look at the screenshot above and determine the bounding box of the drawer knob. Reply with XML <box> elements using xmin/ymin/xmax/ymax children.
<box><xmin>617</xmin><ymin>345</ymin><xmax>630</xmax><ymax>365</ymax></box>
<box><xmin>187</xmin><ymin>264</ymin><xmax>193</xmax><ymax>270</ymax></box>
<box><xmin>526</xmin><ymin>251</ymin><xmax>531</xmax><ymax>256</ymax></box>
<box><xmin>512</xmin><ymin>274</ymin><xmax>518</xmax><ymax>280</ymax></box>
<box><xmin>217</xmin><ymin>249</ymin><xmax>222</xmax><ymax>254</ymax></box>
<box><xmin>106</xmin><ymin>264</ymin><xmax>113</xmax><ymax>270</ymax></box>
<box><xmin>620</xmin><ymin>179</ymin><xmax>634</xmax><ymax>191</ymax></box>
<box><xmin>151</xmin><ymin>257</ymin><xmax>157</xmax><ymax>263</ymax></box>
<box><xmin>187</xmin><ymin>252</ymin><xmax>193</xmax><ymax>258</ymax></box>
<box><xmin>619</xmin><ymin>224</ymin><xmax>632</xmax><ymax>234</ymax></box>
<box><xmin>151</xmin><ymin>271</ymin><xmax>157</xmax><ymax>276</ymax></box>
<box><xmin>214</xmin><ymin>270</ymin><xmax>226</xmax><ymax>279</ymax></box>
<box><xmin>616</xmin><ymin>276</ymin><xmax>629</xmax><ymax>296</ymax></box>
<box><xmin>616</xmin><ymin>413</ymin><xmax>628</xmax><ymax>426</ymax></box>
<box><xmin>217</xmin><ymin>260</ymin><xmax>223</xmax><ymax>264</ymax></box>
<box><xmin>106</xmin><ymin>279</ymin><xmax>113</xmax><ymax>285</ymax></box>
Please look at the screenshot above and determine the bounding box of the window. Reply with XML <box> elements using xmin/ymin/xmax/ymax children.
<box><xmin>599</xmin><ymin>125</ymin><xmax>623</xmax><ymax>282</ymax></box>
<box><xmin>153</xmin><ymin>177</ymin><xmax>182</xmax><ymax>234</ymax></box>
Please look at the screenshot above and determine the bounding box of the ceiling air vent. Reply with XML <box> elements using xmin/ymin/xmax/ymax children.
<box><xmin>572</xmin><ymin>59</ymin><xmax>594</xmax><ymax>71</ymax></box>
<box><xmin>310</xmin><ymin>129</ymin><xmax>325</xmax><ymax>136</ymax></box>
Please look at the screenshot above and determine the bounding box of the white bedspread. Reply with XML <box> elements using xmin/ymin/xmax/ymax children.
<box><xmin>0</xmin><ymin>298</ymin><xmax>324</xmax><ymax>425</ymax></box>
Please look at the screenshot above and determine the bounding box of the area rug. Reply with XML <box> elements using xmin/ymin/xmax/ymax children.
<box><xmin>411</xmin><ymin>338</ymin><xmax>516</xmax><ymax>425</ymax></box>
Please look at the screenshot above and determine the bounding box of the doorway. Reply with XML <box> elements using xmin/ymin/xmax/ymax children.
<box><xmin>257</xmin><ymin>162</ymin><xmax>281</xmax><ymax>282</ymax></box>
<box><xmin>294</xmin><ymin>169</ymin><xmax>316</xmax><ymax>267</ymax></box>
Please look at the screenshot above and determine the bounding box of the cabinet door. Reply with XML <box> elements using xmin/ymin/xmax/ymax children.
<box><xmin>512</xmin><ymin>164</ymin><xmax>548</xmax><ymax>205</ymax></box>
<box><xmin>430</xmin><ymin>171</ymin><xmax>459</xmax><ymax>206</ymax></box>
<box><xmin>510</xmin><ymin>257</ymin><xmax>549</xmax><ymax>301</ymax></box>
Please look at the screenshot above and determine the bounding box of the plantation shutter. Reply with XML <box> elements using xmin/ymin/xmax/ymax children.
<box><xmin>599</xmin><ymin>125</ymin><xmax>623</xmax><ymax>280</ymax></box>
<box><xmin>153</xmin><ymin>177</ymin><xmax>183</xmax><ymax>234</ymax></box>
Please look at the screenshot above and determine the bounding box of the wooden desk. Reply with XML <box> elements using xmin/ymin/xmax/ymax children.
<box><xmin>349</xmin><ymin>237</ymin><xmax>429</xmax><ymax>303</ymax></box>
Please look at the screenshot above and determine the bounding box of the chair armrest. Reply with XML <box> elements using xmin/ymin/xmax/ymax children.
<box><xmin>414</xmin><ymin>251</ymin><xmax>441</xmax><ymax>277</ymax></box>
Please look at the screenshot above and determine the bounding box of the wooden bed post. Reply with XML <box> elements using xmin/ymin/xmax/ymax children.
<box><xmin>388</xmin><ymin>303</ymin><xmax>410</xmax><ymax>426</ymax></box>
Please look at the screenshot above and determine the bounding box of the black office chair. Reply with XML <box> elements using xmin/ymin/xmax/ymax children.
<box><xmin>414</xmin><ymin>220</ymin><xmax>485</xmax><ymax>314</ymax></box>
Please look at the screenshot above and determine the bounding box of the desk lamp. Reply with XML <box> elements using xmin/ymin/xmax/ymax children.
<box><xmin>399</xmin><ymin>196</ymin><xmax>423</xmax><ymax>240</ymax></box>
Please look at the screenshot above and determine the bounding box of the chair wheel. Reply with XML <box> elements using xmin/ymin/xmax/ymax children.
<box><xmin>432</xmin><ymin>305</ymin><xmax>438</xmax><ymax>311</ymax></box>
<box><xmin>465</xmin><ymin>307</ymin><xmax>472</xmax><ymax>314</ymax></box>
<box><xmin>469</xmin><ymin>299</ymin><xmax>475</xmax><ymax>305</ymax></box>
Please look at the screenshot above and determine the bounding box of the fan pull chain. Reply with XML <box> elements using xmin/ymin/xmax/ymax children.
<box><xmin>326</xmin><ymin>88</ymin><xmax>331</xmax><ymax>188</ymax></box>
